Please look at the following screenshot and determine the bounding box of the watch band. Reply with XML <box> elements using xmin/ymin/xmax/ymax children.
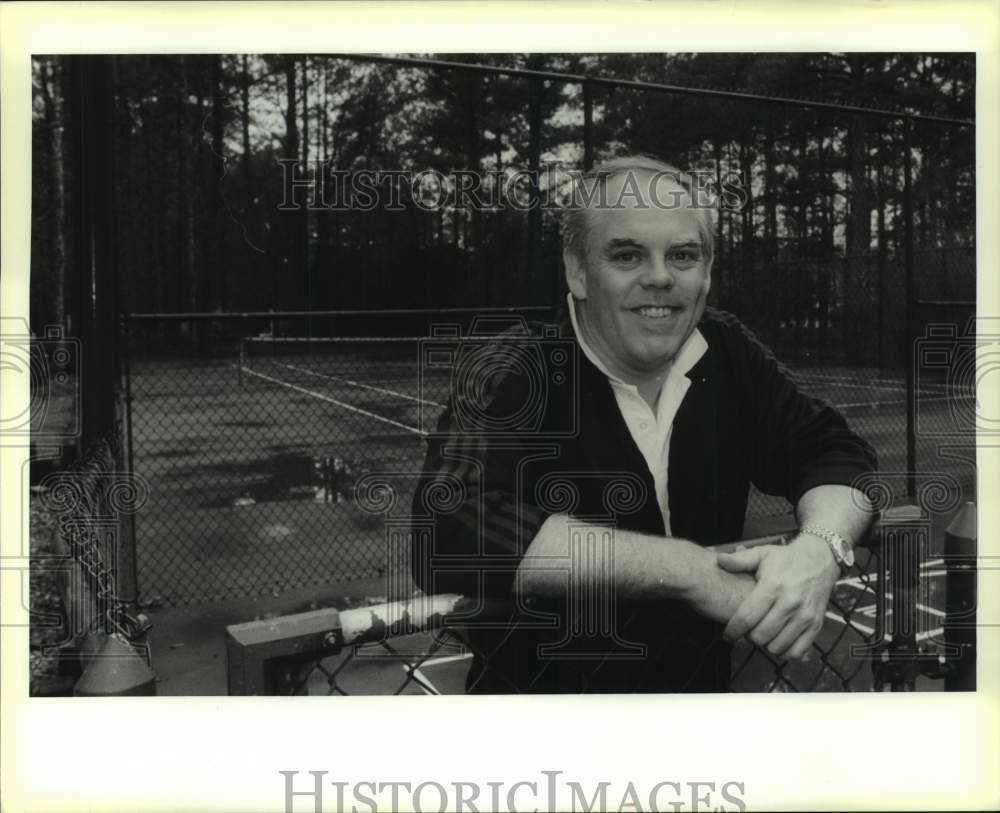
<box><xmin>800</xmin><ymin>524</ymin><xmax>854</xmax><ymax>570</ymax></box>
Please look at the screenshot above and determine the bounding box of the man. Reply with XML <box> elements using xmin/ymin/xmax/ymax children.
<box><xmin>412</xmin><ymin>156</ymin><xmax>877</xmax><ymax>693</ymax></box>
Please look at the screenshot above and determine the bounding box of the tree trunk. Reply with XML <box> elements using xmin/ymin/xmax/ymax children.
<box><xmin>713</xmin><ymin>137</ymin><xmax>725</xmax><ymax>287</ymax></box>
<box><xmin>876</xmin><ymin>137</ymin><xmax>889</xmax><ymax>371</ymax></box>
<box><xmin>156</xmin><ymin>62</ymin><xmax>170</xmax><ymax>340</ymax></box>
<box><xmin>300</xmin><ymin>57</ymin><xmax>312</xmax><ymax>308</ymax></box>
<box><xmin>284</xmin><ymin>56</ymin><xmax>301</xmax><ymax>308</ymax></box>
<box><xmin>739</xmin><ymin>140</ymin><xmax>754</xmax><ymax>315</ymax></box>
<box><xmin>763</xmin><ymin>117</ymin><xmax>778</xmax><ymax>261</ymax></box>
<box><xmin>239</xmin><ymin>55</ymin><xmax>262</xmax><ymax>306</ymax></box>
<box><xmin>39</xmin><ymin>58</ymin><xmax>67</xmax><ymax>326</ymax></box>
<box><xmin>56</xmin><ymin>57</ymin><xmax>74</xmax><ymax>330</ymax></box>
<box><xmin>526</xmin><ymin>71</ymin><xmax>544</xmax><ymax>304</ymax></box>
<box><xmin>178</xmin><ymin>56</ymin><xmax>196</xmax><ymax>337</ymax></box>
<box><xmin>842</xmin><ymin>55</ymin><xmax>870</xmax><ymax>366</ymax></box>
<box><xmin>241</xmin><ymin>56</ymin><xmax>255</xmax><ymax>201</ymax></box>
<box><xmin>816</xmin><ymin>133</ymin><xmax>832</xmax><ymax>363</ymax></box>
<box><xmin>847</xmin><ymin>56</ymin><xmax>870</xmax><ymax>256</ymax></box>
<box><xmin>794</xmin><ymin>126</ymin><xmax>808</xmax><ymax>363</ymax></box>
<box><xmin>113</xmin><ymin>62</ymin><xmax>133</xmax><ymax>316</ymax></box>
<box><xmin>198</xmin><ymin>54</ymin><xmax>225</xmax><ymax>354</ymax></box>
<box><xmin>465</xmin><ymin>74</ymin><xmax>482</xmax><ymax>302</ymax></box>
<box><xmin>316</xmin><ymin>58</ymin><xmax>330</xmax><ymax>308</ymax></box>
<box><xmin>761</xmin><ymin>113</ymin><xmax>780</xmax><ymax>348</ymax></box>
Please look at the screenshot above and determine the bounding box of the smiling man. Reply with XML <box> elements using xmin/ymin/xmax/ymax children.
<box><xmin>413</xmin><ymin>155</ymin><xmax>878</xmax><ymax>693</ymax></box>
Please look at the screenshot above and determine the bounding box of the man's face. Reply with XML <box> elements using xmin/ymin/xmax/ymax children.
<box><xmin>565</xmin><ymin>172</ymin><xmax>712</xmax><ymax>381</ymax></box>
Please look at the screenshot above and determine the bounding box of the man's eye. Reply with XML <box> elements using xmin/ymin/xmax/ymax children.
<box><xmin>613</xmin><ymin>252</ymin><xmax>639</xmax><ymax>263</ymax></box>
<box><xmin>668</xmin><ymin>250</ymin><xmax>699</xmax><ymax>263</ymax></box>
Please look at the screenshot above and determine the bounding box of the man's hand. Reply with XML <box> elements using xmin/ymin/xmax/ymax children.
<box><xmin>716</xmin><ymin>534</ymin><xmax>840</xmax><ymax>660</ymax></box>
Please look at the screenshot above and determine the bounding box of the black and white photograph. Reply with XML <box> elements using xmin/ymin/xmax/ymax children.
<box><xmin>23</xmin><ymin>48</ymin><xmax>979</xmax><ymax>697</ymax></box>
<box><xmin>2</xmin><ymin>2</ymin><xmax>998</xmax><ymax>812</ymax></box>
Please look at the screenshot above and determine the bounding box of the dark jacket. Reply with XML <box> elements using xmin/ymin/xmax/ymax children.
<box><xmin>412</xmin><ymin>307</ymin><xmax>878</xmax><ymax>693</ymax></box>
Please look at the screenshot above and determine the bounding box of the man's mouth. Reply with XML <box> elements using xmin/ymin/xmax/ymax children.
<box><xmin>632</xmin><ymin>305</ymin><xmax>681</xmax><ymax>319</ymax></box>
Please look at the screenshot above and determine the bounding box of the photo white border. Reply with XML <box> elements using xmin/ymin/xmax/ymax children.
<box><xmin>2</xmin><ymin>2</ymin><xmax>998</xmax><ymax>811</ymax></box>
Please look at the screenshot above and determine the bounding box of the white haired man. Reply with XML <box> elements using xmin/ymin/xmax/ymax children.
<box><xmin>413</xmin><ymin>156</ymin><xmax>877</xmax><ymax>693</ymax></box>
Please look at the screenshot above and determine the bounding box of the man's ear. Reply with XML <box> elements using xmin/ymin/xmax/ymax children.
<box><xmin>564</xmin><ymin>248</ymin><xmax>587</xmax><ymax>300</ymax></box>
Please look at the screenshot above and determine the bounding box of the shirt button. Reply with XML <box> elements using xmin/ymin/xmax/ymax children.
<box><xmin>639</xmin><ymin>422</ymin><xmax>649</xmax><ymax>431</ymax></box>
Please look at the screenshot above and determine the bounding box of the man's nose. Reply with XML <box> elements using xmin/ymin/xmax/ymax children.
<box><xmin>641</xmin><ymin>256</ymin><xmax>676</xmax><ymax>288</ymax></box>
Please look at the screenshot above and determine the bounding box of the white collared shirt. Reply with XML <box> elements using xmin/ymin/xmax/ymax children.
<box><xmin>568</xmin><ymin>293</ymin><xmax>708</xmax><ymax>534</ymax></box>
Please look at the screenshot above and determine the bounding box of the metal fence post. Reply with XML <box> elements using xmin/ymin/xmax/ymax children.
<box><xmin>68</xmin><ymin>55</ymin><xmax>119</xmax><ymax>453</ymax></box>
<box><xmin>944</xmin><ymin>502</ymin><xmax>977</xmax><ymax>690</ymax></box>
<box><xmin>120</xmin><ymin>313</ymin><xmax>139</xmax><ymax>606</ymax></box>
<box><xmin>902</xmin><ymin>117</ymin><xmax>917</xmax><ymax>499</ymax></box>
<box><xmin>226</xmin><ymin>608</ymin><xmax>344</xmax><ymax>695</ymax></box>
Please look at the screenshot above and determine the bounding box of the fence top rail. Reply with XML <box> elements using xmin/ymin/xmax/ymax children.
<box><xmin>124</xmin><ymin>305</ymin><xmax>556</xmax><ymax>321</ymax></box>
<box><xmin>227</xmin><ymin>511</ymin><xmax>920</xmax><ymax>652</ymax></box>
<box><xmin>323</xmin><ymin>52</ymin><xmax>975</xmax><ymax>129</ymax></box>
<box><xmin>915</xmin><ymin>299</ymin><xmax>976</xmax><ymax>307</ymax></box>
<box><xmin>242</xmin><ymin>335</ymin><xmax>501</xmax><ymax>343</ymax></box>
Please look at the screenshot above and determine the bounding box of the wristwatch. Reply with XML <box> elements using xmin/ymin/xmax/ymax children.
<box><xmin>800</xmin><ymin>525</ymin><xmax>855</xmax><ymax>571</ymax></box>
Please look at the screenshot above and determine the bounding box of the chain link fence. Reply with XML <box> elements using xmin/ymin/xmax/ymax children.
<box><xmin>227</xmin><ymin>505</ymin><xmax>970</xmax><ymax>694</ymax></box>
<box><xmin>124</xmin><ymin>282</ymin><xmax>976</xmax><ymax>607</ymax></box>
<box><xmin>29</xmin><ymin>423</ymin><xmax>154</xmax><ymax>695</ymax></box>
<box><xmin>731</xmin><ymin>246</ymin><xmax>976</xmax><ymax>519</ymax></box>
<box><xmin>125</xmin><ymin>308</ymin><xmax>552</xmax><ymax>605</ymax></box>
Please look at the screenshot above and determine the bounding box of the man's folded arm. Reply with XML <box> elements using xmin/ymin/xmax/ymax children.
<box><xmin>411</xmin><ymin>341</ymin><xmax>756</xmax><ymax>624</ymax></box>
<box><xmin>517</xmin><ymin>514</ymin><xmax>756</xmax><ymax>624</ymax></box>
<box><xmin>412</xmin><ymin>450</ymin><xmax>757</xmax><ymax>622</ymax></box>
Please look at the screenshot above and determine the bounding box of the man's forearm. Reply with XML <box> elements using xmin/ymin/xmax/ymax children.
<box><xmin>795</xmin><ymin>484</ymin><xmax>876</xmax><ymax>548</ymax></box>
<box><xmin>515</xmin><ymin>514</ymin><xmax>755</xmax><ymax>624</ymax></box>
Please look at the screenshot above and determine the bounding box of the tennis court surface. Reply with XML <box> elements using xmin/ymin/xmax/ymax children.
<box><xmin>116</xmin><ymin>312</ymin><xmax>979</xmax><ymax>695</ymax></box>
<box><xmin>127</xmin><ymin>319</ymin><xmax>975</xmax><ymax>610</ymax></box>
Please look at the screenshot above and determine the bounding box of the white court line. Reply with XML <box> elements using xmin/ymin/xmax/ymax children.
<box><xmin>279</xmin><ymin>361</ymin><xmax>446</xmax><ymax>408</ymax></box>
<box><xmin>917</xmin><ymin>603</ymin><xmax>946</xmax><ymax>618</ymax></box>
<box><xmin>838</xmin><ymin>564</ymin><xmax>949</xmax><ymax>590</ymax></box>
<box><xmin>834</xmin><ymin>394</ymin><xmax>958</xmax><ymax>409</ymax></box>
<box><xmin>407</xmin><ymin>665</ymin><xmax>440</xmax><ymax>695</ymax></box>
<box><xmin>825</xmin><ymin>611</ymin><xmax>875</xmax><ymax>635</ymax></box>
<box><xmin>406</xmin><ymin>652</ymin><xmax>474</xmax><ymax>695</ymax></box>
<box><xmin>798</xmin><ymin>372</ymin><xmax>913</xmax><ymax>387</ymax></box>
<box><xmin>240</xmin><ymin>366</ymin><xmax>427</xmax><ymax>436</ymax></box>
<box><xmin>798</xmin><ymin>372</ymin><xmax>951</xmax><ymax>395</ymax></box>
<box><xmin>420</xmin><ymin>652</ymin><xmax>474</xmax><ymax>667</ymax></box>
<box><xmin>824</xmin><ymin>610</ymin><xmax>944</xmax><ymax>642</ymax></box>
<box><xmin>851</xmin><ymin>602</ymin><xmax>946</xmax><ymax>620</ymax></box>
